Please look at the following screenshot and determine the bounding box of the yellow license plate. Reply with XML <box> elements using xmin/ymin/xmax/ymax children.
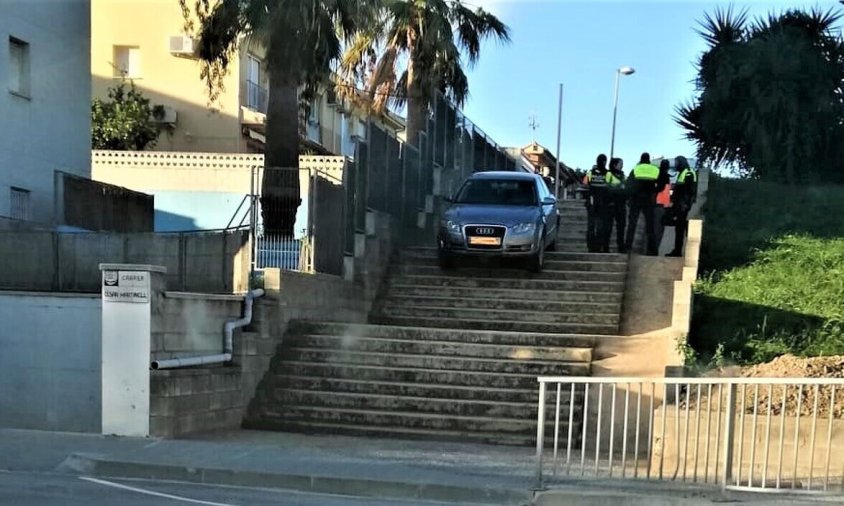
<box><xmin>468</xmin><ymin>236</ymin><xmax>501</xmax><ymax>246</ymax></box>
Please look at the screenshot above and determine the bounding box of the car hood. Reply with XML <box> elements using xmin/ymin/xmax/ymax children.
<box><xmin>443</xmin><ymin>204</ymin><xmax>541</xmax><ymax>226</ymax></box>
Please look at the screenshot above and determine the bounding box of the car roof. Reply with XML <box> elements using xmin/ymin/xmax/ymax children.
<box><xmin>469</xmin><ymin>171</ymin><xmax>539</xmax><ymax>181</ymax></box>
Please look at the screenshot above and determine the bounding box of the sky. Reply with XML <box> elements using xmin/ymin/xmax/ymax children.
<box><xmin>458</xmin><ymin>0</ymin><xmax>844</xmax><ymax>170</ymax></box>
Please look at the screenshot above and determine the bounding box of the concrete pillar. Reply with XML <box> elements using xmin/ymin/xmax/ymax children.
<box><xmin>99</xmin><ymin>263</ymin><xmax>166</xmax><ymax>437</ymax></box>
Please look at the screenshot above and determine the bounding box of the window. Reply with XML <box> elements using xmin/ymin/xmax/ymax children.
<box><xmin>455</xmin><ymin>179</ymin><xmax>538</xmax><ymax>206</ymax></box>
<box><xmin>113</xmin><ymin>46</ymin><xmax>141</xmax><ymax>78</ymax></box>
<box><xmin>8</xmin><ymin>37</ymin><xmax>30</xmax><ymax>97</ymax></box>
<box><xmin>9</xmin><ymin>187</ymin><xmax>30</xmax><ymax>221</ymax></box>
<box><xmin>245</xmin><ymin>54</ymin><xmax>265</xmax><ymax>111</ymax></box>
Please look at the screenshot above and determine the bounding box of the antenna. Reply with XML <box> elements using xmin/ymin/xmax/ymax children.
<box><xmin>528</xmin><ymin>112</ymin><xmax>539</xmax><ymax>143</ymax></box>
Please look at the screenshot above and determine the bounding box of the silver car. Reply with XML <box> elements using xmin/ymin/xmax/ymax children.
<box><xmin>437</xmin><ymin>171</ymin><xmax>559</xmax><ymax>272</ymax></box>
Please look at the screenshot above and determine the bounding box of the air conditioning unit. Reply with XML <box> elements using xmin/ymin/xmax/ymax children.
<box><xmin>169</xmin><ymin>35</ymin><xmax>197</xmax><ymax>57</ymax></box>
<box><xmin>151</xmin><ymin>105</ymin><xmax>178</xmax><ymax>124</ymax></box>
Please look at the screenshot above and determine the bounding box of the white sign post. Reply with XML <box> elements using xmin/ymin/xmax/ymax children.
<box><xmin>99</xmin><ymin>263</ymin><xmax>165</xmax><ymax>437</ymax></box>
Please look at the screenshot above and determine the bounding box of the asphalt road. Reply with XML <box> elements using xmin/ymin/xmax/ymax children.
<box><xmin>0</xmin><ymin>471</ymin><xmax>464</xmax><ymax>506</ymax></box>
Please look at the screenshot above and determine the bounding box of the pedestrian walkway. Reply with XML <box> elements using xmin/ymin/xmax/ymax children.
<box><xmin>1</xmin><ymin>428</ymin><xmax>835</xmax><ymax>505</ymax></box>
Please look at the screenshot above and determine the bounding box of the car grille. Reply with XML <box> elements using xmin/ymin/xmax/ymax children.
<box><xmin>465</xmin><ymin>225</ymin><xmax>506</xmax><ymax>250</ymax></box>
<box><xmin>465</xmin><ymin>225</ymin><xmax>506</xmax><ymax>238</ymax></box>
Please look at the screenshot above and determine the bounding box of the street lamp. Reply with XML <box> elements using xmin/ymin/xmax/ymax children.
<box><xmin>609</xmin><ymin>66</ymin><xmax>635</xmax><ymax>162</ymax></box>
<box><xmin>554</xmin><ymin>83</ymin><xmax>564</xmax><ymax>199</ymax></box>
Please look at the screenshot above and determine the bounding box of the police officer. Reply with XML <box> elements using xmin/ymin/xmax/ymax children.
<box><xmin>585</xmin><ymin>154</ymin><xmax>620</xmax><ymax>253</ymax></box>
<box><xmin>667</xmin><ymin>156</ymin><xmax>697</xmax><ymax>257</ymax></box>
<box><xmin>608</xmin><ymin>158</ymin><xmax>627</xmax><ymax>253</ymax></box>
<box><xmin>623</xmin><ymin>152</ymin><xmax>662</xmax><ymax>256</ymax></box>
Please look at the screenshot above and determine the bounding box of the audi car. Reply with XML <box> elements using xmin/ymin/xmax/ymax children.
<box><xmin>437</xmin><ymin>171</ymin><xmax>559</xmax><ymax>272</ymax></box>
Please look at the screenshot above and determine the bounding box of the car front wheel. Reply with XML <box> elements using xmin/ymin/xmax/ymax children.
<box><xmin>527</xmin><ymin>234</ymin><xmax>545</xmax><ymax>273</ymax></box>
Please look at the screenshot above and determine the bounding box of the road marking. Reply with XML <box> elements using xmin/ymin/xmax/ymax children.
<box><xmin>79</xmin><ymin>476</ymin><xmax>236</xmax><ymax>506</ymax></box>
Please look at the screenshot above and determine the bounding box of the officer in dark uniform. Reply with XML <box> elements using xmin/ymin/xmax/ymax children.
<box><xmin>667</xmin><ymin>156</ymin><xmax>697</xmax><ymax>257</ymax></box>
<box><xmin>585</xmin><ymin>154</ymin><xmax>621</xmax><ymax>253</ymax></box>
<box><xmin>623</xmin><ymin>152</ymin><xmax>663</xmax><ymax>256</ymax></box>
<box><xmin>608</xmin><ymin>158</ymin><xmax>627</xmax><ymax>253</ymax></box>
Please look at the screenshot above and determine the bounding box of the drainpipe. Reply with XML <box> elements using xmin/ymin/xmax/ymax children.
<box><xmin>151</xmin><ymin>289</ymin><xmax>265</xmax><ymax>370</ymax></box>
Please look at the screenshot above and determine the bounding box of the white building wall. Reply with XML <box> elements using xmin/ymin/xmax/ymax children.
<box><xmin>0</xmin><ymin>0</ymin><xmax>91</xmax><ymax>225</ymax></box>
<box><xmin>0</xmin><ymin>292</ymin><xmax>102</xmax><ymax>433</ymax></box>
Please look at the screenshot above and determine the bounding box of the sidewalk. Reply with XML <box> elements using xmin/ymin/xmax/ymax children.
<box><xmin>1</xmin><ymin>428</ymin><xmax>839</xmax><ymax>505</ymax></box>
<box><xmin>1</xmin><ymin>428</ymin><xmax>535</xmax><ymax>504</ymax></box>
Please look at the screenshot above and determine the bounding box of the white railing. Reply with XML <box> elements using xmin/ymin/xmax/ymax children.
<box><xmin>535</xmin><ymin>377</ymin><xmax>844</xmax><ymax>494</ymax></box>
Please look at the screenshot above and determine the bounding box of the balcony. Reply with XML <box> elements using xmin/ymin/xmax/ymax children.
<box><xmin>245</xmin><ymin>80</ymin><xmax>267</xmax><ymax>113</ymax></box>
<box><xmin>241</xmin><ymin>80</ymin><xmax>268</xmax><ymax>133</ymax></box>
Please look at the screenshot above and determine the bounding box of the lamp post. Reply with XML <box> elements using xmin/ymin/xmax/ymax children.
<box><xmin>554</xmin><ymin>83</ymin><xmax>564</xmax><ymax>199</ymax></box>
<box><xmin>609</xmin><ymin>66</ymin><xmax>635</xmax><ymax>162</ymax></box>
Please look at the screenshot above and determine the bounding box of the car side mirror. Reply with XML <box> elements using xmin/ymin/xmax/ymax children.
<box><xmin>542</xmin><ymin>196</ymin><xmax>556</xmax><ymax>206</ymax></box>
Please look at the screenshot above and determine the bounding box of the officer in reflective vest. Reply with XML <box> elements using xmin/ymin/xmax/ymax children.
<box><xmin>623</xmin><ymin>152</ymin><xmax>664</xmax><ymax>256</ymax></box>
<box><xmin>584</xmin><ymin>154</ymin><xmax>621</xmax><ymax>253</ymax></box>
<box><xmin>667</xmin><ymin>156</ymin><xmax>697</xmax><ymax>257</ymax></box>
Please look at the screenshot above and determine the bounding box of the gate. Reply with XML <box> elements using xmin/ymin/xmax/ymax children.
<box><xmin>247</xmin><ymin>166</ymin><xmax>345</xmax><ymax>276</ymax></box>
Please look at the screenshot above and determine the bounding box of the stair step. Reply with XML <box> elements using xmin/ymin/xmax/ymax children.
<box><xmin>396</xmin><ymin>265</ymin><xmax>626</xmax><ymax>282</ymax></box>
<box><xmin>376</xmin><ymin>305</ymin><xmax>620</xmax><ymax>325</ymax></box>
<box><xmin>273</xmin><ymin>361</ymin><xmax>573</xmax><ymax>389</ymax></box>
<box><xmin>277</xmin><ymin>348</ymin><xmax>591</xmax><ymax>375</ymax></box>
<box><xmin>244</xmin><ymin>419</ymin><xmax>553</xmax><ymax>446</ymax></box>
<box><xmin>399</xmin><ymin>257</ymin><xmax>628</xmax><ymax>273</ymax></box>
<box><xmin>389</xmin><ymin>275</ymin><xmax>625</xmax><ymax>292</ymax></box>
<box><xmin>379</xmin><ymin>294</ymin><xmax>622</xmax><ymax>314</ymax></box>
<box><xmin>400</xmin><ymin>247</ymin><xmax>627</xmax><ymax>263</ymax></box>
<box><xmin>385</xmin><ymin>285</ymin><xmax>623</xmax><ymax>303</ymax></box>
<box><xmin>372</xmin><ymin>315</ymin><xmax>618</xmax><ymax>335</ymax></box>
<box><xmin>252</xmin><ymin>405</ymin><xmax>555</xmax><ymax>436</ymax></box>
<box><xmin>287</xmin><ymin>322</ymin><xmax>603</xmax><ymax>347</ymax></box>
<box><xmin>287</xmin><ymin>335</ymin><xmax>593</xmax><ymax>362</ymax></box>
<box><xmin>274</xmin><ymin>376</ymin><xmax>544</xmax><ymax>403</ymax></box>
<box><xmin>272</xmin><ymin>389</ymin><xmax>576</xmax><ymax>419</ymax></box>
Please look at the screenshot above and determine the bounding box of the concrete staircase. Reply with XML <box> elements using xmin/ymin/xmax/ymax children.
<box><xmin>556</xmin><ymin>198</ymin><xmax>625</xmax><ymax>253</ymax></box>
<box><xmin>245</xmin><ymin>199</ymin><xmax>629</xmax><ymax>445</ymax></box>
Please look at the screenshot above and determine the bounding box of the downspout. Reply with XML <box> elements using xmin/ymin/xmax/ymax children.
<box><xmin>151</xmin><ymin>289</ymin><xmax>265</xmax><ymax>370</ymax></box>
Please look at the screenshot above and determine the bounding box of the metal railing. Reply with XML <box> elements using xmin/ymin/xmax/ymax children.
<box><xmin>535</xmin><ymin>377</ymin><xmax>844</xmax><ymax>494</ymax></box>
<box><xmin>246</xmin><ymin>80</ymin><xmax>268</xmax><ymax>113</ymax></box>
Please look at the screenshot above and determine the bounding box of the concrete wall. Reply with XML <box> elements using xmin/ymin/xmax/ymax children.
<box><xmin>652</xmin><ymin>408</ymin><xmax>844</xmax><ymax>486</ymax></box>
<box><xmin>0</xmin><ymin>0</ymin><xmax>91</xmax><ymax>224</ymax></box>
<box><xmin>57</xmin><ymin>172</ymin><xmax>154</xmax><ymax>232</ymax></box>
<box><xmin>0</xmin><ymin>229</ymin><xmax>250</xmax><ymax>294</ymax></box>
<box><xmin>92</xmin><ymin>151</ymin><xmax>346</xmax><ymax>235</ymax></box>
<box><xmin>0</xmin><ymin>292</ymin><xmax>101</xmax><ymax>433</ymax></box>
<box><xmin>151</xmin><ymin>292</ymin><xmax>244</xmax><ymax>361</ymax></box>
<box><xmin>148</xmin><ymin>211</ymin><xmax>397</xmax><ymax>438</ymax></box>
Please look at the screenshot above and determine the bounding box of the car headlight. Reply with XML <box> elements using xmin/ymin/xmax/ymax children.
<box><xmin>511</xmin><ymin>222</ymin><xmax>536</xmax><ymax>234</ymax></box>
<box><xmin>442</xmin><ymin>220</ymin><xmax>462</xmax><ymax>234</ymax></box>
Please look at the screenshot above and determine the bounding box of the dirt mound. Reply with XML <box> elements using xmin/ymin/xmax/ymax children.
<box><xmin>741</xmin><ymin>354</ymin><xmax>844</xmax><ymax>379</ymax></box>
<box><xmin>685</xmin><ymin>355</ymin><xmax>844</xmax><ymax>418</ymax></box>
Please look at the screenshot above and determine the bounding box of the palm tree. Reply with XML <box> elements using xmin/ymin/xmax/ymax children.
<box><xmin>676</xmin><ymin>6</ymin><xmax>844</xmax><ymax>183</ymax></box>
<box><xmin>180</xmin><ymin>0</ymin><xmax>374</xmax><ymax>236</ymax></box>
<box><xmin>339</xmin><ymin>0</ymin><xmax>510</xmax><ymax>146</ymax></box>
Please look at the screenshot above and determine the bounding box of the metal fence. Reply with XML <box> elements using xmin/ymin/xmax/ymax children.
<box><xmin>244</xmin><ymin>90</ymin><xmax>517</xmax><ymax>277</ymax></box>
<box><xmin>248</xmin><ymin>166</ymin><xmax>345</xmax><ymax>276</ymax></box>
<box><xmin>535</xmin><ymin>377</ymin><xmax>844</xmax><ymax>494</ymax></box>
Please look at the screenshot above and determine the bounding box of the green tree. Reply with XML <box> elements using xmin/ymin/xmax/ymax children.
<box><xmin>91</xmin><ymin>81</ymin><xmax>160</xmax><ymax>151</ymax></box>
<box><xmin>677</xmin><ymin>7</ymin><xmax>844</xmax><ymax>184</ymax></box>
<box><xmin>339</xmin><ymin>0</ymin><xmax>510</xmax><ymax>146</ymax></box>
<box><xmin>180</xmin><ymin>0</ymin><xmax>375</xmax><ymax>236</ymax></box>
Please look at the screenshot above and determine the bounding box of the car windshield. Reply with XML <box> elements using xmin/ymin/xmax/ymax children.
<box><xmin>454</xmin><ymin>179</ymin><xmax>538</xmax><ymax>206</ymax></box>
